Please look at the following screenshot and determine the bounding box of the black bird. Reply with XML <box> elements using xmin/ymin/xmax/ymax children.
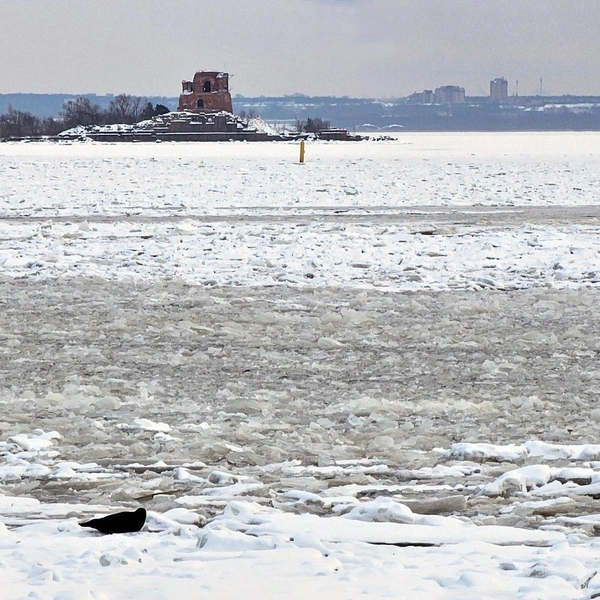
<box><xmin>80</xmin><ymin>507</ymin><xmax>146</xmax><ymax>534</ymax></box>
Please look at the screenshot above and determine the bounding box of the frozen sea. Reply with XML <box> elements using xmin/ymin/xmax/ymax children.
<box><xmin>2</xmin><ymin>132</ymin><xmax>600</xmax><ymax>598</ymax></box>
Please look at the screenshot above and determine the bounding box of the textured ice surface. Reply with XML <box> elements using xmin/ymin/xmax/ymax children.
<box><xmin>2</xmin><ymin>135</ymin><xmax>600</xmax><ymax>598</ymax></box>
<box><xmin>3</xmin><ymin>217</ymin><xmax>600</xmax><ymax>289</ymax></box>
<box><xmin>2</xmin><ymin>133</ymin><xmax>600</xmax><ymax>218</ymax></box>
<box><xmin>2</xmin><ymin>280</ymin><xmax>600</xmax><ymax>519</ymax></box>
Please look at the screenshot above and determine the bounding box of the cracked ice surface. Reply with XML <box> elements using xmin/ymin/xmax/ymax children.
<box><xmin>2</xmin><ymin>133</ymin><xmax>600</xmax><ymax>217</ymax></box>
<box><xmin>2</xmin><ymin>134</ymin><xmax>600</xmax><ymax>598</ymax></box>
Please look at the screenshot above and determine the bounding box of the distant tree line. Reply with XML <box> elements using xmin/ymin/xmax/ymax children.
<box><xmin>0</xmin><ymin>94</ymin><xmax>170</xmax><ymax>139</ymax></box>
<box><xmin>295</xmin><ymin>117</ymin><xmax>331</xmax><ymax>134</ymax></box>
<box><xmin>0</xmin><ymin>107</ymin><xmax>63</xmax><ymax>138</ymax></box>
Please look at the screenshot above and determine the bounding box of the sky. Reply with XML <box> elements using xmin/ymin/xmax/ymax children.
<box><xmin>1</xmin><ymin>0</ymin><xmax>599</xmax><ymax>98</ymax></box>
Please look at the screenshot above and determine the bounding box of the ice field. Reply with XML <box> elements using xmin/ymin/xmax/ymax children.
<box><xmin>2</xmin><ymin>133</ymin><xmax>600</xmax><ymax>598</ymax></box>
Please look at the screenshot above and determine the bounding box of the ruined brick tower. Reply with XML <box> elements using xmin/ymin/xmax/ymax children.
<box><xmin>178</xmin><ymin>71</ymin><xmax>233</xmax><ymax>113</ymax></box>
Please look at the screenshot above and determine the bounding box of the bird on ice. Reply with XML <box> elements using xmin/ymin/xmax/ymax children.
<box><xmin>80</xmin><ymin>507</ymin><xmax>146</xmax><ymax>534</ymax></box>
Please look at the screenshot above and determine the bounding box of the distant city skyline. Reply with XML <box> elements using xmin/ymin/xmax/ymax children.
<box><xmin>1</xmin><ymin>1</ymin><xmax>599</xmax><ymax>98</ymax></box>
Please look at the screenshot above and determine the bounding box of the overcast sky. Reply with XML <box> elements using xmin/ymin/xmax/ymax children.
<box><xmin>1</xmin><ymin>0</ymin><xmax>599</xmax><ymax>98</ymax></box>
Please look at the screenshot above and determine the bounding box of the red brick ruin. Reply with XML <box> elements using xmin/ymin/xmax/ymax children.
<box><xmin>178</xmin><ymin>71</ymin><xmax>233</xmax><ymax>113</ymax></box>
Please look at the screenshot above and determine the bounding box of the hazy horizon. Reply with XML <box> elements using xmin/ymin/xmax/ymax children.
<box><xmin>1</xmin><ymin>1</ymin><xmax>599</xmax><ymax>98</ymax></box>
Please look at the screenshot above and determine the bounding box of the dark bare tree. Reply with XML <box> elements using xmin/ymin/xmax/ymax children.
<box><xmin>304</xmin><ymin>117</ymin><xmax>330</xmax><ymax>134</ymax></box>
<box><xmin>0</xmin><ymin>106</ymin><xmax>64</xmax><ymax>138</ymax></box>
<box><xmin>61</xmin><ymin>97</ymin><xmax>104</xmax><ymax>128</ymax></box>
<box><xmin>0</xmin><ymin>107</ymin><xmax>42</xmax><ymax>138</ymax></box>
<box><xmin>106</xmin><ymin>94</ymin><xmax>146</xmax><ymax>124</ymax></box>
<box><xmin>40</xmin><ymin>117</ymin><xmax>64</xmax><ymax>136</ymax></box>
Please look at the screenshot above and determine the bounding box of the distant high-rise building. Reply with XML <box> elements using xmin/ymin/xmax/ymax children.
<box><xmin>434</xmin><ymin>85</ymin><xmax>465</xmax><ymax>104</ymax></box>
<box><xmin>490</xmin><ymin>78</ymin><xmax>509</xmax><ymax>102</ymax></box>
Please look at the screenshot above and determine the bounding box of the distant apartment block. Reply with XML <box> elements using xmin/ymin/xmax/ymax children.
<box><xmin>434</xmin><ymin>85</ymin><xmax>465</xmax><ymax>104</ymax></box>
<box><xmin>490</xmin><ymin>78</ymin><xmax>509</xmax><ymax>102</ymax></box>
<box><xmin>407</xmin><ymin>89</ymin><xmax>434</xmax><ymax>104</ymax></box>
<box><xmin>408</xmin><ymin>86</ymin><xmax>466</xmax><ymax>105</ymax></box>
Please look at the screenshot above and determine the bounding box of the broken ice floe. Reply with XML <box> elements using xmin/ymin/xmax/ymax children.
<box><xmin>209</xmin><ymin>499</ymin><xmax>564</xmax><ymax>547</ymax></box>
<box><xmin>443</xmin><ymin>441</ymin><xmax>600</xmax><ymax>464</ymax></box>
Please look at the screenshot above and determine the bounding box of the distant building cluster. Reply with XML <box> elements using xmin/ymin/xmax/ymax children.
<box><xmin>408</xmin><ymin>78</ymin><xmax>509</xmax><ymax>105</ymax></box>
<box><xmin>408</xmin><ymin>85</ymin><xmax>465</xmax><ymax>105</ymax></box>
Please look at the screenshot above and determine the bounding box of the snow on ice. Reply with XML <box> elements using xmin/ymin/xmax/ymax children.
<box><xmin>2</xmin><ymin>133</ymin><xmax>600</xmax><ymax>598</ymax></box>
